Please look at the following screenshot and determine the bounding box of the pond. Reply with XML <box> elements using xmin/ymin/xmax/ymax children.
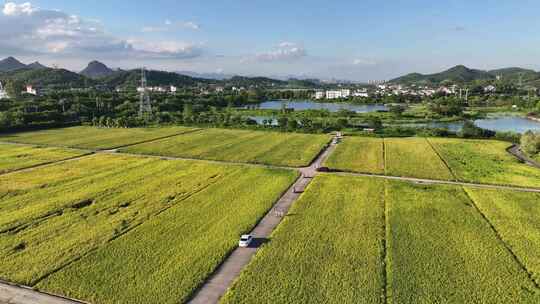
<box><xmin>249</xmin><ymin>115</ymin><xmax>540</xmax><ymax>133</ymax></box>
<box><xmin>400</xmin><ymin>117</ymin><xmax>540</xmax><ymax>133</ymax></box>
<box><xmin>248</xmin><ymin>100</ymin><xmax>388</xmax><ymax>113</ymax></box>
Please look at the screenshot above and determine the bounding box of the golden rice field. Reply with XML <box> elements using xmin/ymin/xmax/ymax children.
<box><xmin>323</xmin><ymin>137</ymin><xmax>384</xmax><ymax>174</ymax></box>
<box><xmin>122</xmin><ymin>128</ymin><xmax>331</xmax><ymax>167</ymax></box>
<box><xmin>428</xmin><ymin>138</ymin><xmax>540</xmax><ymax>188</ymax></box>
<box><xmin>384</xmin><ymin>137</ymin><xmax>454</xmax><ymax>180</ymax></box>
<box><xmin>222</xmin><ymin>175</ymin><xmax>540</xmax><ymax>303</ymax></box>
<box><xmin>0</xmin><ymin>153</ymin><xmax>297</xmax><ymax>303</ymax></box>
<box><xmin>385</xmin><ymin>181</ymin><xmax>538</xmax><ymax>303</ymax></box>
<box><xmin>2</xmin><ymin>126</ymin><xmax>540</xmax><ymax>304</ymax></box>
<box><xmin>0</xmin><ymin>143</ymin><xmax>87</xmax><ymax>174</ymax></box>
<box><xmin>0</xmin><ymin>126</ymin><xmax>199</xmax><ymax>150</ymax></box>
<box><xmin>324</xmin><ymin>136</ymin><xmax>540</xmax><ymax>187</ymax></box>
<box><xmin>464</xmin><ymin>187</ymin><xmax>540</xmax><ymax>287</ymax></box>
<box><xmin>222</xmin><ymin>175</ymin><xmax>386</xmax><ymax>304</ymax></box>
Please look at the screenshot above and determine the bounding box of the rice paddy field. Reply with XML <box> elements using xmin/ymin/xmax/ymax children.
<box><xmin>0</xmin><ymin>154</ymin><xmax>297</xmax><ymax>303</ymax></box>
<box><xmin>2</xmin><ymin>126</ymin><xmax>540</xmax><ymax>304</ymax></box>
<box><xmin>428</xmin><ymin>138</ymin><xmax>540</xmax><ymax>188</ymax></box>
<box><xmin>464</xmin><ymin>188</ymin><xmax>540</xmax><ymax>287</ymax></box>
<box><xmin>385</xmin><ymin>181</ymin><xmax>539</xmax><ymax>303</ymax></box>
<box><xmin>324</xmin><ymin>136</ymin><xmax>540</xmax><ymax>187</ymax></box>
<box><xmin>384</xmin><ymin>138</ymin><xmax>454</xmax><ymax>180</ymax></box>
<box><xmin>323</xmin><ymin>137</ymin><xmax>453</xmax><ymax>180</ymax></box>
<box><xmin>121</xmin><ymin>128</ymin><xmax>331</xmax><ymax>167</ymax></box>
<box><xmin>0</xmin><ymin>143</ymin><xmax>87</xmax><ymax>174</ymax></box>
<box><xmin>223</xmin><ymin>175</ymin><xmax>540</xmax><ymax>304</ymax></box>
<box><xmin>323</xmin><ymin>137</ymin><xmax>384</xmax><ymax>174</ymax></box>
<box><xmin>221</xmin><ymin>175</ymin><xmax>386</xmax><ymax>304</ymax></box>
<box><xmin>0</xmin><ymin>126</ymin><xmax>199</xmax><ymax>150</ymax></box>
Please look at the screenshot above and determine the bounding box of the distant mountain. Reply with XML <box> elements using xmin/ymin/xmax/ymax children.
<box><xmin>0</xmin><ymin>67</ymin><xmax>91</xmax><ymax>88</ymax></box>
<box><xmin>224</xmin><ymin>76</ymin><xmax>286</xmax><ymax>88</ymax></box>
<box><xmin>0</xmin><ymin>57</ymin><xmax>27</xmax><ymax>72</ymax></box>
<box><xmin>177</xmin><ymin>71</ymin><xmax>233</xmax><ymax>80</ymax></box>
<box><xmin>80</xmin><ymin>61</ymin><xmax>115</xmax><ymax>78</ymax></box>
<box><xmin>285</xmin><ymin>78</ymin><xmax>320</xmax><ymax>88</ymax></box>
<box><xmin>390</xmin><ymin>65</ymin><xmax>495</xmax><ymax>85</ymax></box>
<box><xmin>102</xmin><ymin>69</ymin><xmax>213</xmax><ymax>88</ymax></box>
<box><xmin>27</xmin><ymin>61</ymin><xmax>48</xmax><ymax>70</ymax></box>
<box><xmin>488</xmin><ymin>67</ymin><xmax>539</xmax><ymax>83</ymax></box>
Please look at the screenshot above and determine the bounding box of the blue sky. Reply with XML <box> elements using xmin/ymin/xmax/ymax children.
<box><xmin>2</xmin><ymin>0</ymin><xmax>540</xmax><ymax>80</ymax></box>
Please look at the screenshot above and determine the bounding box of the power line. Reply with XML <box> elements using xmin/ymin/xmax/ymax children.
<box><xmin>139</xmin><ymin>67</ymin><xmax>152</xmax><ymax>117</ymax></box>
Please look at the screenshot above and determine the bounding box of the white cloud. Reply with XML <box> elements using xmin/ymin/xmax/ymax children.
<box><xmin>142</xmin><ymin>20</ymin><xmax>200</xmax><ymax>33</ymax></box>
<box><xmin>353</xmin><ymin>58</ymin><xmax>377</xmax><ymax>66</ymax></box>
<box><xmin>3</xmin><ymin>2</ymin><xmax>35</xmax><ymax>16</ymax></box>
<box><xmin>248</xmin><ymin>42</ymin><xmax>307</xmax><ymax>62</ymax></box>
<box><xmin>126</xmin><ymin>40</ymin><xmax>203</xmax><ymax>59</ymax></box>
<box><xmin>182</xmin><ymin>21</ymin><xmax>200</xmax><ymax>30</ymax></box>
<box><xmin>0</xmin><ymin>2</ymin><xmax>202</xmax><ymax>60</ymax></box>
<box><xmin>278</xmin><ymin>41</ymin><xmax>296</xmax><ymax>48</ymax></box>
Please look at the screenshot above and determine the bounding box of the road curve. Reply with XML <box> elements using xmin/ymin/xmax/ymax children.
<box><xmin>507</xmin><ymin>144</ymin><xmax>540</xmax><ymax>169</ymax></box>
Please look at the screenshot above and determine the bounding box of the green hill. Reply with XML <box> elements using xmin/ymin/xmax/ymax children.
<box><xmin>0</xmin><ymin>68</ymin><xmax>91</xmax><ymax>89</ymax></box>
<box><xmin>103</xmin><ymin>70</ymin><xmax>212</xmax><ymax>89</ymax></box>
<box><xmin>391</xmin><ymin>65</ymin><xmax>495</xmax><ymax>85</ymax></box>
<box><xmin>487</xmin><ymin>67</ymin><xmax>540</xmax><ymax>83</ymax></box>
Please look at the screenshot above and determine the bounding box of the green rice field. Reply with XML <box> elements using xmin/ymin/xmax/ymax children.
<box><xmin>121</xmin><ymin>128</ymin><xmax>331</xmax><ymax>167</ymax></box>
<box><xmin>384</xmin><ymin>138</ymin><xmax>453</xmax><ymax>180</ymax></box>
<box><xmin>464</xmin><ymin>187</ymin><xmax>540</xmax><ymax>286</ymax></box>
<box><xmin>1</xmin><ymin>126</ymin><xmax>540</xmax><ymax>304</ymax></box>
<box><xmin>385</xmin><ymin>181</ymin><xmax>538</xmax><ymax>303</ymax></box>
<box><xmin>221</xmin><ymin>175</ymin><xmax>386</xmax><ymax>304</ymax></box>
<box><xmin>323</xmin><ymin>137</ymin><xmax>384</xmax><ymax>174</ymax></box>
<box><xmin>0</xmin><ymin>154</ymin><xmax>297</xmax><ymax>304</ymax></box>
<box><xmin>223</xmin><ymin>175</ymin><xmax>540</xmax><ymax>303</ymax></box>
<box><xmin>428</xmin><ymin>138</ymin><xmax>540</xmax><ymax>188</ymax></box>
<box><xmin>0</xmin><ymin>143</ymin><xmax>87</xmax><ymax>174</ymax></box>
<box><xmin>0</xmin><ymin>126</ymin><xmax>199</xmax><ymax>150</ymax></box>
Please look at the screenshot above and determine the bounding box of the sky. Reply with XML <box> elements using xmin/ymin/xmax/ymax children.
<box><xmin>1</xmin><ymin>0</ymin><xmax>540</xmax><ymax>81</ymax></box>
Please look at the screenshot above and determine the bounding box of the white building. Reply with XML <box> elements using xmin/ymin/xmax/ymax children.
<box><xmin>170</xmin><ymin>85</ymin><xmax>178</xmax><ymax>93</ymax></box>
<box><xmin>484</xmin><ymin>85</ymin><xmax>496</xmax><ymax>93</ymax></box>
<box><xmin>0</xmin><ymin>82</ymin><xmax>9</xmax><ymax>99</ymax></box>
<box><xmin>326</xmin><ymin>90</ymin><xmax>342</xmax><ymax>99</ymax></box>
<box><xmin>353</xmin><ymin>91</ymin><xmax>369</xmax><ymax>97</ymax></box>
<box><xmin>25</xmin><ymin>85</ymin><xmax>38</xmax><ymax>95</ymax></box>
<box><xmin>352</xmin><ymin>88</ymin><xmax>369</xmax><ymax>97</ymax></box>
<box><xmin>314</xmin><ymin>91</ymin><xmax>325</xmax><ymax>99</ymax></box>
<box><xmin>438</xmin><ymin>86</ymin><xmax>454</xmax><ymax>95</ymax></box>
<box><xmin>326</xmin><ymin>89</ymin><xmax>351</xmax><ymax>99</ymax></box>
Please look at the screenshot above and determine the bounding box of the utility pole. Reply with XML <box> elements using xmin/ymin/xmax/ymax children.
<box><xmin>139</xmin><ymin>67</ymin><xmax>152</xmax><ymax>118</ymax></box>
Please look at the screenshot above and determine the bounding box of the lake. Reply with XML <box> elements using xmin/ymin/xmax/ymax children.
<box><xmin>401</xmin><ymin>117</ymin><xmax>540</xmax><ymax>133</ymax></box>
<box><xmin>249</xmin><ymin>100</ymin><xmax>388</xmax><ymax>113</ymax></box>
<box><xmin>249</xmin><ymin>115</ymin><xmax>540</xmax><ymax>133</ymax></box>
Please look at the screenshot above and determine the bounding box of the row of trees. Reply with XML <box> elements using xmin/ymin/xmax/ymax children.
<box><xmin>521</xmin><ymin>131</ymin><xmax>540</xmax><ymax>157</ymax></box>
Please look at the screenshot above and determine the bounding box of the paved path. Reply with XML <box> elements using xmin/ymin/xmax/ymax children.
<box><xmin>0</xmin><ymin>281</ymin><xmax>85</xmax><ymax>304</ymax></box>
<box><xmin>187</xmin><ymin>141</ymin><xmax>337</xmax><ymax>304</ymax></box>
<box><xmin>508</xmin><ymin>144</ymin><xmax>540</xmax><ymax>169</ymax></box>
<box><xmin>333</xmin><ymin>171</ymin><xmax>540</xmax><ymax>193</ymax></box>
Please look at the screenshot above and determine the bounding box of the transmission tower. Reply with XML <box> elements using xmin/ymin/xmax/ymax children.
<box><xmin>139</xmin><ymin>67</ymin><xmax>152</xmax><ymax>117</ymax></box>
